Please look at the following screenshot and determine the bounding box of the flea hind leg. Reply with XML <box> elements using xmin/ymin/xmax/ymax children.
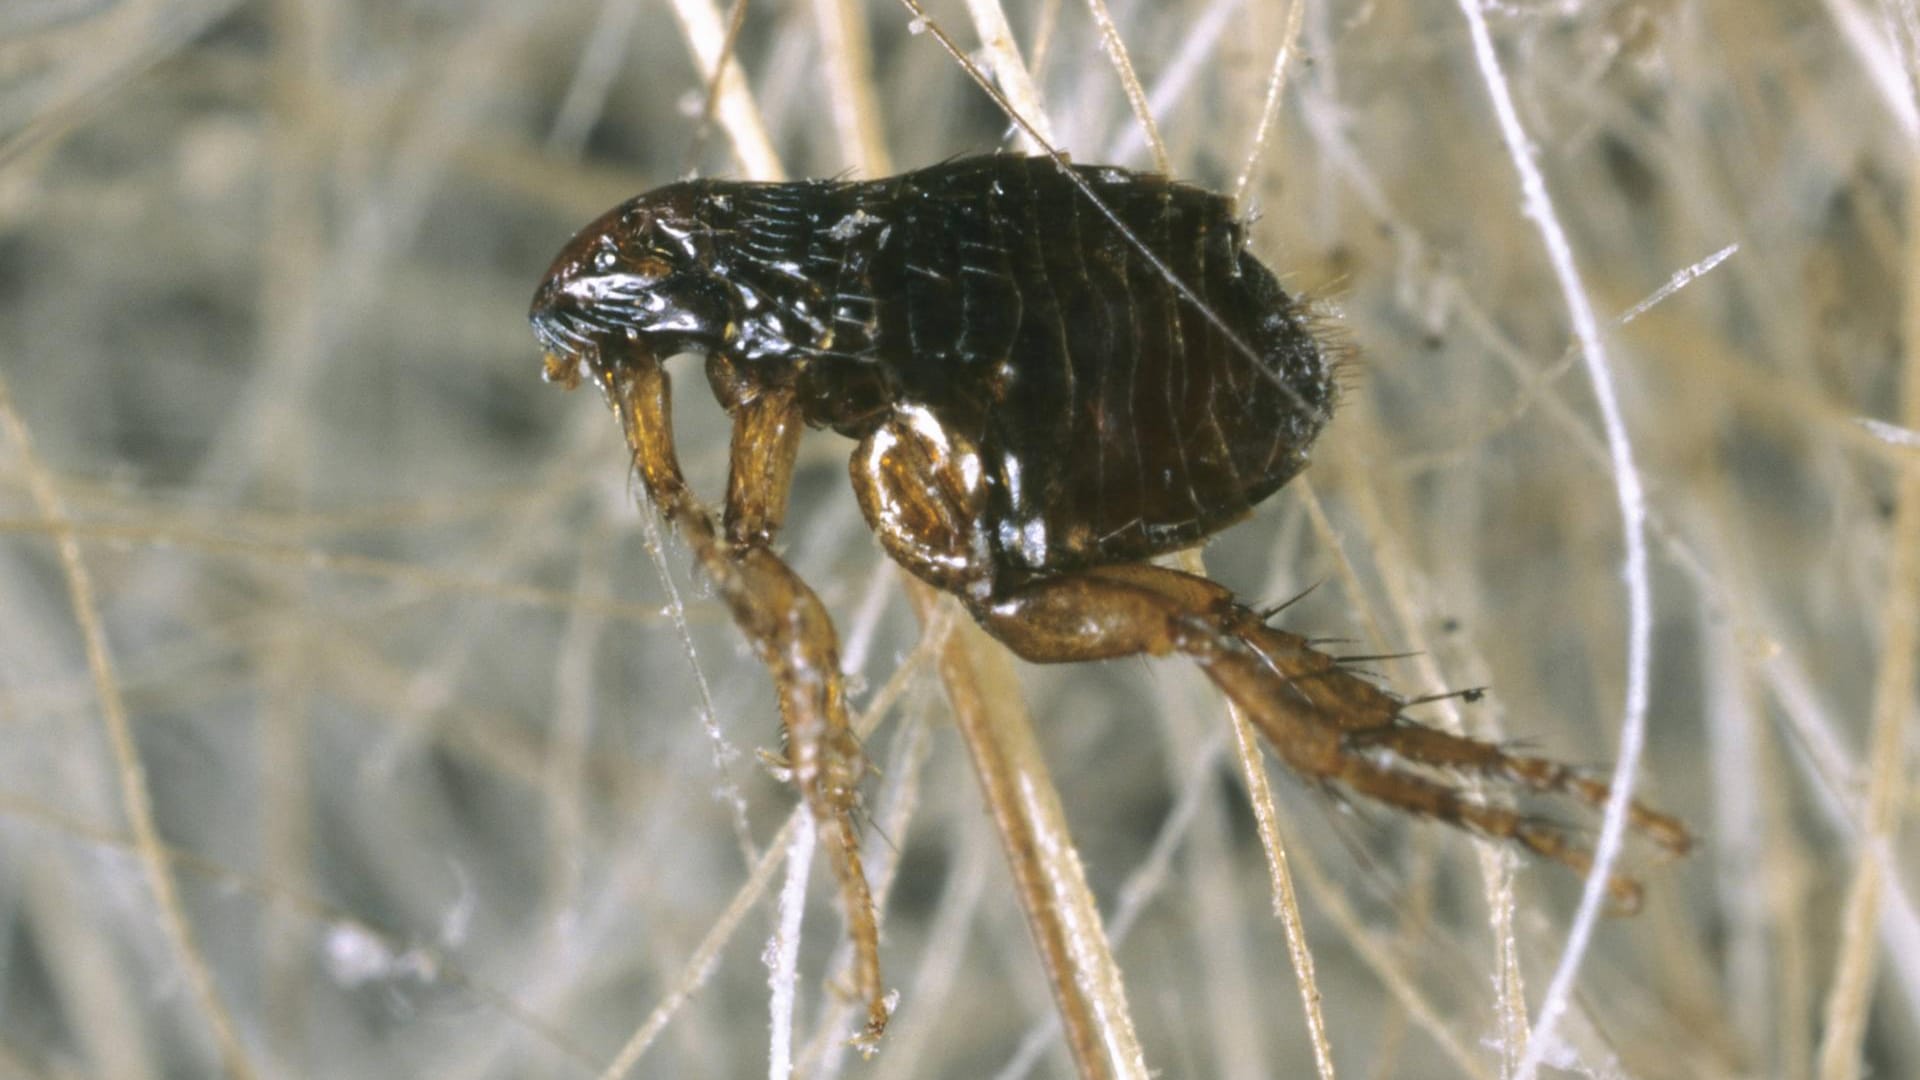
<box><xmin>969</xmin><ymin>562</ymin><xmax>1689</xmax><ymax>907</ymax></box>
<box><xmin>848</xmin><ymin>413</ymin><xmax>1688</xmax><ymax>910</ymax></box>
<box><xmin>603</xmin><ymin>362</ymin><xmax>889</xmax><ymax>1048</ymax></box>
<box><xmin>1340</xmin><ymin>722</ymin><xmax>1692</xmax><ymax>857</ymax></box>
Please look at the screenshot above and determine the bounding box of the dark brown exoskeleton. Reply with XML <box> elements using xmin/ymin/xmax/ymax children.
<box><xmin>530</xmin><ymin>155</ymin><xmax>1689</xmax><ymax>1049</ymax></box>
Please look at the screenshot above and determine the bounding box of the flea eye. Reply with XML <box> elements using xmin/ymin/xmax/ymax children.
<box><xmin>592</xmin><ymin>248</ymin><xmax>617</xmax><ymax>271</ymax></box>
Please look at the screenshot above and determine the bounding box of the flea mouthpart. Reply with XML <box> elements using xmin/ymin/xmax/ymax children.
<box><xmin>541</xmin><ymin>352</ymin><xmax>582</xmax><ymax>389</ymax></box>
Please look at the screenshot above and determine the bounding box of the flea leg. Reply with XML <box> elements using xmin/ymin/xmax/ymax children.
<box><xmin>1339</xmin><ymin>721</ymin><xmax>1692</xmax><ymax>856</ymax></box>
<box><xmin>602</xmin><ymin>362</ymin><xmax>889</xmax><ymax>1048</ymax></box>
<box><xmin>974</xmin><ymin>563</ymin><xmax>1689</xmax><ymax>907</ymax></box>
<box><xmin>1206</xmin><ymin>607</ymin><xmax>1690</xmax><ymax>856</ymax></box>
<box><xmin>848</xmin><ymin>412</ymin><xmax>1689</xmax><ymax>913</ymax></box>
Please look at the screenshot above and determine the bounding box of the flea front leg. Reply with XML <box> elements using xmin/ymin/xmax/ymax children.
<box><xmin>602</xmin><ymin>362</ymin><xmax>889</xmax><ymax>1048</ymax></box>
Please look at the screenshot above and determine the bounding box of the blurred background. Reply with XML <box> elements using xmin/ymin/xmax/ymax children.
<box><xmin>1</xmin><ymin>0</ymin><xmax>1915</xmax><ymax>1077</ymax></box>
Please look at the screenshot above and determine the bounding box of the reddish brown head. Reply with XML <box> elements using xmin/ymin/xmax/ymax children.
<box><xmin>529</xmin><ymin>184</ymin><xmax>731</xmax><ymax>387</ymax></box>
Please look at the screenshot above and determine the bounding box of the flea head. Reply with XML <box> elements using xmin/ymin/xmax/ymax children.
<box><xmin>530</xmin><ymin>185</ymin><xmax>728</xmax><ymax>388</ymax></box>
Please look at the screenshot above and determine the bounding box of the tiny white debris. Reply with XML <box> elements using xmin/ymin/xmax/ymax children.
<box><xmin>827</xmin><ymin>209</ymin><xmax>879</xmax><ymax>241</ymax></box>
<box><xmin>326</xmin><ymin>923</ymin><xmax>439</xmax><ymax>986</ymax></box>
<box><xmin>907</xmin><ymin>16</ymin><xmax>927</xmax><ymax>34</ymax></box>
<box><xmin>325</xmin><ymin>924</ymin><xmax>395</xmax><ymax>986</ymax></box>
